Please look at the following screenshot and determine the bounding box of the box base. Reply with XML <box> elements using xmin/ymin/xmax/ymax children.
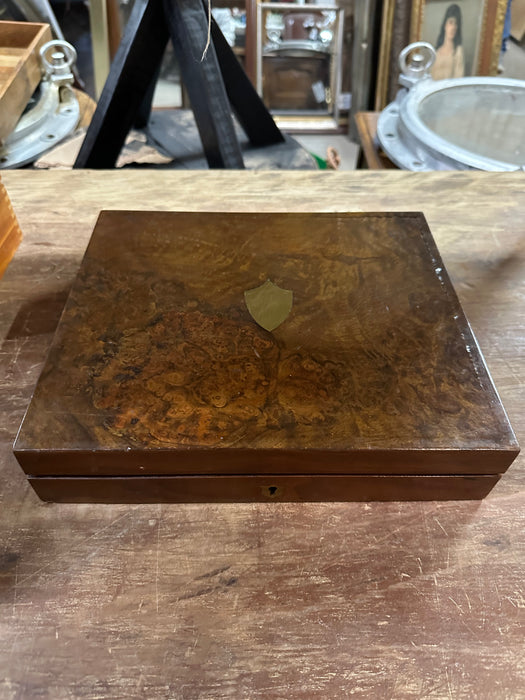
<box><xmin>28</xmin><ymin>474</ymin><xmax>500</xmax><ymax>503</ymax></box>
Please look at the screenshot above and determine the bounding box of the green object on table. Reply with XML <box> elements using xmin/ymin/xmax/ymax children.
<box><xmin>310</xmin><ymin>152</ymin><xmax>328</xmax><ymax>169</ymax></box>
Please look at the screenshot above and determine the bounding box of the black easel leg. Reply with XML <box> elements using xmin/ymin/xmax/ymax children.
<box><xmin>210</xmin><ymin>15</ymin><xmax>284</xmax><ymax>147</ymax></box>
<box><xmin>162</xmin><ymin>0</ymin><xmax>244</xmax><ymax>169</ymax></box>
<box><xmin>74</xmin><ymin>0</ymin><xmax>169</xmax><ymax>169</ymax></box>
<box><xmin>135</xmin><ymin>64</ymin><xmax>162</xmax><ymax>129</ymax></box>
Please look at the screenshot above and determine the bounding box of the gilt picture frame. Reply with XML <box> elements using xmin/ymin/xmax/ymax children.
<box><xmin>410</xmin><ymin>0</ymin><xmax>507</xmax><ymax>77</ymax></box>
<box><xmin>375</xmin><ymin>0</ymin><xmax>396</xmax><ymax>110</ymax></box>
<box><xmin>374</xmin><ymin>0</ymin><xmax>412</xmax><ymax>110</ymax></box>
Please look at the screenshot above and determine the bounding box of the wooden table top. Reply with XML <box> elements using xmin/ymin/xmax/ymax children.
<box><xmin>1</xmin><ymin>170</ymin><xmax>524</xmax><ymax>697</ymax></box>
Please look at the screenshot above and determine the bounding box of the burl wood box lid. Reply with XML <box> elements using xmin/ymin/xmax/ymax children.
<box><xmin>14</xmin><ymin>212</ymin><xmax>519</xmax><ymax>481</ymax></box>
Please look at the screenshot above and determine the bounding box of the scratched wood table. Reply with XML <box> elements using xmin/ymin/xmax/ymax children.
<box><xmin>0</xmin><ymin>171</ymin><xmax>524</xmax><ymax>698</ymax></box>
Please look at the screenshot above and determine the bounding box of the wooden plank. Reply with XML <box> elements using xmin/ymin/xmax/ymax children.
<box><xmin>0</xmin><ymin>50</ymin><xmax>26</xmax><ymax>72</ymax></box>
<box><xmin>0</xmin><ymin>20</ymin><xmax>49</xmax><ymax>47</ymax></box>
<box><xmin>0</xmin><ymin>47</ymin><xmax>27</xmax><ymax>55</ymax></box>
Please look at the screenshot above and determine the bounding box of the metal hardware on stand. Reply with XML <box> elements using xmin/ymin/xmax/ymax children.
<box><xmin>377</xmin><ymin>41</ymin><xmax>525</xmax><ymax>171</ymax></box>
<box><xmin>0</xmin><ymin>40</ymin><xmax>80</xmax><ymax>169</ymax></box>
<box><xmin>397</xmin><ymin>42</ymin><xmax>435</xmax><ymax>88</ymax></box>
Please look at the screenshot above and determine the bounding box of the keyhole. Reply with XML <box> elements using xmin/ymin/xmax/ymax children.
<box><xmin>268</xmin><ymin>486</ymin><xmax>278</xmax><ymax>497</ymax></box>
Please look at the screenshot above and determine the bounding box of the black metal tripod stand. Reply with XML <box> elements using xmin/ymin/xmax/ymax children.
<box><xmin>74</xmin><ymin>0</ymin><xmax>284</xmax><ymax>169</ymax></box>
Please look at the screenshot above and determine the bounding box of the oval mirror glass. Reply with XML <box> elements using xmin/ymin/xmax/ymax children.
<box><xmin>417</xmin><ymin>82</ymin><xmax>525</xmax><ymax>167</ymax></box>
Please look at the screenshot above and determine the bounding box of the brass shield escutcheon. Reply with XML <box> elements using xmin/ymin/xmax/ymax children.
<box><xmin>244</xmin><ymin>279</ymin><xmax>293</xmax><ymax>332</ymax></box>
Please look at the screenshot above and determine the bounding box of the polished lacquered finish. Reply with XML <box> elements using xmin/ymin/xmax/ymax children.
<box><xmin>14</xmin><ymin>210</ymin><xmax>519</xmax><ymax>500</ymax></box>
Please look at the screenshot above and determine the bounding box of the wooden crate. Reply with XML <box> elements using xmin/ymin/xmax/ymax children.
<box><xmin>0</xmin><ymin>21</ymin><xmax>52</xmax><ymax>144</ymax></box>
<box><xmin>0</xmin><ymin>177</ymin><xmax>22</xmax><ymax>277</ymax></box>
<box><xmin>14</xmin><ymin>211</ymin><xmax>519</xmax><ymax>502</ymax></box>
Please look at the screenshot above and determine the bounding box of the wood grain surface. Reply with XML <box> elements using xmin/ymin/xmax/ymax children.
<box><xmin>13</xmin><ymin>210</ymin><xmax>518</xmax><ymax>497</ymax></box>
<box><xmin>0</xmin><ymin>171</ymin><xmax>524</xmax><ymax>697</ymax></box>
<box><xmin>28</xmin><ymin>474</ymin><xmax>501</xmax><ymax>503</ymax></box>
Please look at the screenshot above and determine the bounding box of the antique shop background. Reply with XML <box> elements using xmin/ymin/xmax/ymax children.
<box><xmin>2</xmin><ymin>0</ymin><xmax>525</xmax><ymax>167</ymax></box>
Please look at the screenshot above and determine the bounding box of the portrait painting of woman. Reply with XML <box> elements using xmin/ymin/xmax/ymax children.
<box><xmin>413</xmin><ymin>0</ymin><xmax>507</xmax><ymax>79</ymax></box>
<box><xmin>432</xmin><ymin>3</ymin><xmax>465</xmax><ymax>79</ymax></box>
<box><xmin>418</xmin><ymin>0</ymin><xmax>491</xmax><ymax>78</ymax></box>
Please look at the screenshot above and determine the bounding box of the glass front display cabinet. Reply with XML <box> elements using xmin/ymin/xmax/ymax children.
<box><xmin>256</xmin><ymin>2</ymin><xmax>344</xmax><ymax>129</ymax></box>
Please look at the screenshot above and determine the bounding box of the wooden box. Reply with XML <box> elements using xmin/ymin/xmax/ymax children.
<box><xmin>0</xmin><ymin>177</ymin><xmax>22</xmax><ymax>277</ymax></box>
<box><xmin>13</xmin><ymin>211</ymin><xmax>519</xmax><ymax>502</ymax></box>
<box><xmin>0</xmin><ymin>21</ymin><xmax>52</xmax><ymax>144</ymax></box>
